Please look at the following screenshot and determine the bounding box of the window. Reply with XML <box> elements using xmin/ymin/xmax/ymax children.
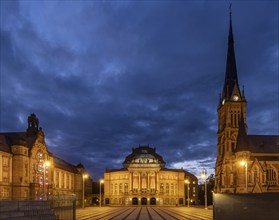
<box><xmin>160</xmin><ymin>183</ymin><xmax>164</xmax><ymax>193</ymax></box>
<box><xmin>171</xmin><ymin>183</ymin><xmax>174</xmax><ymax>194</ymax></box>
<box><xmin>166</xmin><ymin>183</ymin><xmax>169</xmax><ymax>194</ymax></box>
<box><xmin>3</xmin><ymin>157</ymin><xmax>9</xmax><ymax>166</ymax></box>
<box><xmin>71</xmin><ymin>174</ymin><xmax>74</xmax><ymax>189</ymax></box>
<box><xmin>24</xmin><ymin>190</ymin><xmax>28</xmax><ymax>199</ymax></box>
<box><xmin>124</xmin><ymin>183</ymin><xmax>128</xmax><ymax>193</ymax></box>
<box><xmin>55</xmin><ymin>172</ymin><xmax>59</xmax><ymax>188</ymax></box>
<box><xmin>1</xmin><ymin>188</ymin><xmax>9</xmax><ymax>198</ymax></box>
<box><xmin>267</xmin><ymin>168</ymin><xmax>277</xmax><ymax>185</ymax></box>
<box><xmin>119</xmin><ymin>183</ymin><xmax>123</xmax><ymax>194</ymax></box>
<box><xmin>114</xmin><ymin>184</ymin><xmax>118</xmax><ymax>195</ymax></box>
<box><xmin>61</xmin><ymin>173</ymin><xmax>65</xmax><ymax>188</ymax></box>
<box><xmin>66</xmin><ymin>174</ymin><xmax>69</xmax><ymax>189</ymax></box>
<box><xmin>25</xmin><ymin>164</ymin><xmax>28</xmax><ymax>177</ymax></box>
<box><xmin>3</xmin><ymin>171</ymin><xmax>9</xmax><ymax>183</ymax></box>
<box><xmin>193</xmin><ymin>187</ymin><xmax>195</xmax><ymax>193</ymax></box>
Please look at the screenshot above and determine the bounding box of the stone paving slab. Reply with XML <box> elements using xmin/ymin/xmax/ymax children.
<box><xmin>76</xmin><ymin>206</ymin><xmax>213</xmax><ymax>220</ymax></box>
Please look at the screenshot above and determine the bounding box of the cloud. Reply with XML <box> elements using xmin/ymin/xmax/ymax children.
<box><xmin>0</xmin><ymin>1</ymin><xmax>278</xmax><ymax>179</ymax></box>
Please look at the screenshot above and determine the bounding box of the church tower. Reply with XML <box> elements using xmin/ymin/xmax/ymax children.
<box><xmin>215</xmin><ymin>11</ymin><xmax>247</xmax><ymax>193</ymax></box>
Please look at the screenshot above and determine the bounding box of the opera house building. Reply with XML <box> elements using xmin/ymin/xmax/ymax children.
<box><xmin>104</xmin><ymin>146</ymin><xmax>198</xmax><ymax>205</ymax></box>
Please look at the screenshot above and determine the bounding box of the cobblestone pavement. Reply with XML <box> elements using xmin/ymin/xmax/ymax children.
<box><xmin>76</xmin><ymin>206</ymin><xmax>213</xmax><ymax>220</ymax></box>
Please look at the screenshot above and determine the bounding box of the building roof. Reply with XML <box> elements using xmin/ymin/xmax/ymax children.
<box><xmin>54</xmin><ymin>156</ymin><xmax>80</xmax><ymax>173</ymax></box>
<box><xmin>247</xmin><ymin>135</ymin><xmax>279</xmax><ymax>154</ymax></box>
<box><xmin>235</xmin><ymin>112</ymin><xmax>249</xmax><ymax>152</ymax></box>
<box><xmin>0</xmin><ymin>132</ymin><xmax>37</xmax><ymax>153</ymax></box>
<box><xmin>222</xmin><ymin>12</ymin><xmax>240</xmax><ymax>101</ymax></box>
<box><xmin>123</xmin><ymin>146</ymin><xmax>166</xmax><ymax>167</ymax></box>
<box><xmin>105</xmin><ymin>168</ymin><xmax>128</xmax><ymax>173</ymax></box>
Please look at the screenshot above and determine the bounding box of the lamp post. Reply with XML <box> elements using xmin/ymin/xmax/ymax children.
<box><xmin>43</xmin><ymin>161</ymin><xmax>51</xmax><ymax>200</ymax></box>
<box><xmin>201</xmin><ymin>169</ymin><xmax>207</xmax><ymax>210</ymax></box>
<box><xmin>99</xmin><ymin>179</ymin><xmax>104</xmax><ymax>207</ymax></box>
<box><xmin>82</xmin><ymin>174</ymin><xmax>88</xmax><ymax>209</ymax></box>
<box><xmin>240</xmin><ymin>160</ymin><xmax>248</xmax><ymax>193</ymax></box>
<box><xmin>185</xmin><ymin>179</ymin><xmax>190</xmax><ymax>207</ymax></box>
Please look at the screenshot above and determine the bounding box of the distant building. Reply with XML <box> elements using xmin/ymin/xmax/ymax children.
<box><xmin>0</xmin><ymin>113</ymin><xmax>91</xmax><ymax>205</ymax></box>
<box><xmin>104</xmin><ymin>146</ymin><xmax>198</xmax><ymax>205</ymax></box>
<box><xmin>214</xmin><ymin>14</ymin><xmax>279</xmax><ymax>193</ymax></box>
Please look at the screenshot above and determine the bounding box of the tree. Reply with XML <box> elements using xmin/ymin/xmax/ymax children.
<box><xmin>198</xmin><ymin>174</ymin><xmax>215</xmax><ymax>205</ymax></box>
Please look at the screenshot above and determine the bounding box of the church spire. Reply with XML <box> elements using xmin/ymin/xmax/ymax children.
<box><xmin>222</xmin><ymin>6</ymin><xmax>240</xmax><ymax>100</ymax></box>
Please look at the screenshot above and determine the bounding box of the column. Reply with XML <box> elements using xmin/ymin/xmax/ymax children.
<box><xmin>147</xmin><ymin>172</ymin><xmax>149</xmax><ymax>191</ymax></box>
<box><xmin>155</xmin><ymin>172</ymin><xmax>157</xmax><ymax>192</ymax></box>
<box><xmin>139</xmin><ymin>172</ymin><xmax>141</xmax><ymax>191</ymax></box>
<box><xmin>69</xmin><ymin>174</ymin><xmax>71</xmax><ymax>189</ymax></box>
<box><xmin>58</xmin><ymin>172</ymin><xmax>61</xmax><ymax>188</ymax></box>
<box><xmin>0</xmin><ymin>155</ymin><xmax>2</xmax><ymax>181</ymax></box>
<box><xmin>54</xmin><ymin>170</ymin><xmax>56</xmax><ymax>187</ymax></box>
<box><xmin>9</xmin><ymin>157</ymin><xmax>12</xmax><ymax>183</ymax></box>
<box><xmin>130</xmin><ymin>172</ymin><xmax>133</xmax><ymax>192</ymax></box>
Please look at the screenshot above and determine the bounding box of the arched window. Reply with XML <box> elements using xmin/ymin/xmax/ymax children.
<box><xmin>166</xmin><ymin>183</ymin><xmax>169</xmax><ymax>194</ymax></box>
<box><xmin>253</xmin><ymin>167</ymin><xmax>259</xmax><ymax>184</ymax></box>
<box><xmin>124</xmin><ymin>183</ymin><xmax>128</xmax><ymax>193</ymax></box>
<box><xmin>267</xmin><ymin>167</ymin><xmax>277</xmax><ymax>185</ymax></box>
<box><xmin>171</xmin><ymin>183</ymin><xmax>174</xmax><ymax>194</ymax></box>
<box><xmin>160</xmin><ymin>183</ymin><xmax>164</xmax><ymax>193</ymax></box>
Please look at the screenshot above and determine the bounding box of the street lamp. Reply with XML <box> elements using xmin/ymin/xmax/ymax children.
<box><xmin>240</xmin><ymin>160</ymin><xmax>248</xmax><ymax>193</ymax></box>
<box><xmin>43</xmin><ymin>161</ymin><xmax>51</xmax><ymax>200</ymax></box>
<box><xmin>99</xmin><ymin>179</ymin><xmax>104</xmax><ymax>207</ymax></box>
<box><xmin>185</xmin><ymin>179</ymin><xmax>190</xmax><ymax>207</ymax></box>
<box><xmin>82</xmin><ymin>174</ymin><xmax>88</xmax><ymax>209</ymax></box>
<box><xmin>201</xmin><ymin>169</ymin><xmax>207</xmax><ymax>210</ymax></box>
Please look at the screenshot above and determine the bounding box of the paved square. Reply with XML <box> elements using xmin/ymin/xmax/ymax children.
<box><xmin>76</xmin><ymin>206</ymin><xmax>213</xmax><ymax>220</ymax></box>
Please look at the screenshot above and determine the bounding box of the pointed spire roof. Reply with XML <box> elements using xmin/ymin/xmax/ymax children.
<box><xmin>222</xmin><ymin>9</ymin><xmax>240</xmax><ymax>100</ymax></box>
<box><xmin>235</xmin><ymin>111</ymin><xmax>249</xmax><ymax>152</ymax></box>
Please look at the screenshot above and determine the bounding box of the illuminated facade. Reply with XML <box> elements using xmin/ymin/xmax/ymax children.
<box><xmin>215</xmin><ymin>14</ymin><xmax>279</xmax><ymax>193</ymax></box>
<box><xmin>104</xmin><ymin>146</ymin><xmax>198</xmax><ymax>205</ymax></box>
<box><xmin>0</xmin><ymin>113</ymin><xmax>88</xmax><ymax>204</ymax></box>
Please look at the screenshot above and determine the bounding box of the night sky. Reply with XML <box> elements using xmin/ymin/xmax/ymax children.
<box><xmin>1</xmin><ymin>1</ymin><xmax>278</xmax><ymax>181</ymax></box>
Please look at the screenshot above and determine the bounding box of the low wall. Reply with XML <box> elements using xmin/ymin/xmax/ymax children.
<box><xmin>213</xmin><ymin>193</ymin><xmax>279</xmax><ymax>220</ymax></box>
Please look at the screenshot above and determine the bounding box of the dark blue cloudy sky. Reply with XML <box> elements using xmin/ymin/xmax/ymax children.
<box><xmin>1</xmin><ymin>1</ymin><xmax>278</xmax><ymax>181</ymax></box>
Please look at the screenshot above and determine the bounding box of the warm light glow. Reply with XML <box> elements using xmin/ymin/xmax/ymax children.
<box><xmin>201</xmin><ymin>169</ymin><xmax>207</xmax><ymax>179</ymax></box>
<box><xmin>83</xmin><ymin>174</ymin><xmax>88</xmax><ymax>179</ymax></box>
<box><xmin>100</xmin><ymin>179</ymin><xmax>104</xmax><ymax>184</ymax></box>
<box><xmin>44</xmin><ymin>161</ymin><xmax>51</xmax><ymax>167</ymax></box>
<box><xmin>147</xmin><ymin>198</ymin><xmax>150</xmax><ymax>201</ymax></box>
<box><xmin>185</xmin><ymin>179</ymin><xmax>189</xmax><ymax>184</ymax></box>
<box><xmin>240</xmin><ymin>160</ymin><xmax>247</xmax><ymax>166</ymax></box>
<box><xmin>129</xmin><ymin>198</ymin><xmax>132</xmax><ymax>201</ymax></box>
<box><xmin>156</xmin><ymin>198</ymin><xmax>159</xmax><ymax>201</ymax></box>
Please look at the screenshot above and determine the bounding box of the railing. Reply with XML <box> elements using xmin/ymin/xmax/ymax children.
<box><xmin>0</xmin><ymin>195</ymin><xmax>76</xmax><ymax>220</ymax></box>
<box><xmin>49</xmin><ymin>194</ymin><xmax>76</xmax><ymax>220</ymax></box>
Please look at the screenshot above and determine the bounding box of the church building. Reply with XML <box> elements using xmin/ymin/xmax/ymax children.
<box><xmin>214</xmin><ymin>13</ymin><xmax>279</xmax><ymax>193</ymax></box>
<box><xmin>104</xmin><ymin>146</ymin><xmax>198</xmax><ymax>205</ymax></box>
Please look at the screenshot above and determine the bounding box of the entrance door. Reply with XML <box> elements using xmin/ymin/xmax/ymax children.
<box><xmin>141</xmin><ymin>197</ymin><xmax>147</xmax><ymax>205</ymax></box>
<box><xmin>150</xmin><ymin>197</ymin><xmax>156</xmax><ymax>205</ymax></box>
<box><xmin>132</xmin><ymin>197</ymin><xmax>138</xmax><ymax>205</ymax></box>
